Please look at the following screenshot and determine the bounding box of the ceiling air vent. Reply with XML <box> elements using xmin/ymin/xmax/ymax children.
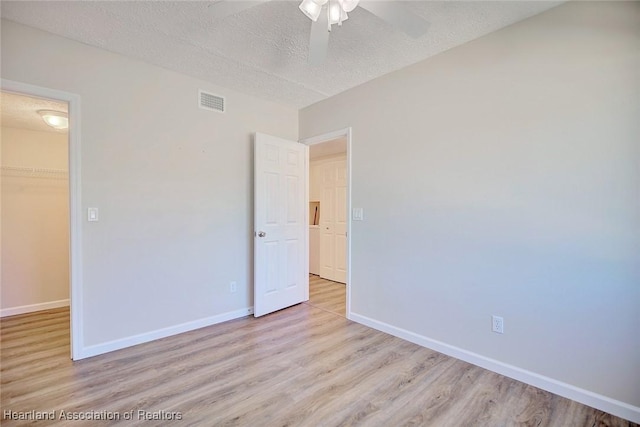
<box><xmin>199</xmin><ymin>90</ymin><xmax>225</xmax><ymax>113</ymax></box>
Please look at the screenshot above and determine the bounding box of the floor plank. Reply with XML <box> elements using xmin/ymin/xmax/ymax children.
<box><xmin>1</xmin><ymin>300</ymin><xmax>636</xmax><ymax>426</ymax></box>
<box><xmin>305</xmin><ymin>274</ymin><xmax>346</xmax><ymax>317</ymax></box>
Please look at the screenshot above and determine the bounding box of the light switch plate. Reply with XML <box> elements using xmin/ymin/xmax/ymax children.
<box><xmin>88</xmin><ymin>207</ymin><xmax>99</xmax><ymax>222</ymax></box>
<box><xmin>352</xmin><ymin>208</ymin><xmax>364</xmax><ymax>221</ymax></box>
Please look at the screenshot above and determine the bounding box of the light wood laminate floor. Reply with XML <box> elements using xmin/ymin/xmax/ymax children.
<box><xmin>305</xmin><ymin>274</ymin><xmax>346</xmax><ymax>317</ymax></box>
<box><xmin>1</xmin><ymin>295</ymin><xmax>636</xmax><ymax>426</ymax></box>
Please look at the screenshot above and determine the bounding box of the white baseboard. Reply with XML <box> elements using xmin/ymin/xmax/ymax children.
<box><xmin>77</xmin><ymin>306</ymin><xmax>254</xmax><ymax>360</ymax></box>
<box><xmin>350</xmin><ymin>312</ymin><xmax>640</xmax><ymax>424</ymax></box>
<box><xmin>1</xmin><ymin>299</ymin><xmax>70</xmax><ymax>317</ymax></box>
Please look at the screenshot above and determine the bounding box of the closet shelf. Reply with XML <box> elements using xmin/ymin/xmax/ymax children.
<box><xmin>1</xmin><ymin>166</ymin><xmax>68</xmax><ymax>180</ymax></box>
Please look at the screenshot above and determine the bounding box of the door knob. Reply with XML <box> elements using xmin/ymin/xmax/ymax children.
<box><xmin>257</xmin><ymin>231</ymin><xmax>266</xmax><ymax>238</ymax></box>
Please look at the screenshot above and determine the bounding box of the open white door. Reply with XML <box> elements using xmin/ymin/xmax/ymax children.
<box><xmin>254</xmin><ymin>133</ymin><xmax>309</xmax><ymax>317</ymax></box>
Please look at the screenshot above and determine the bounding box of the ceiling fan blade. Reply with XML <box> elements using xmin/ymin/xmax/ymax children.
<box><xmin>308</xmin><ymin>10</ymin><xmax>329</xmax><ymax>65</ymax></box>
<box><xmin>207</xmin><ymin>0</ymin><xmax>271</xmax><ymax>20</ymax></box>
<box><xmin>359</xmin><ymin>1</ymin><xmax>429</xmax><ymax>38</ymax></box>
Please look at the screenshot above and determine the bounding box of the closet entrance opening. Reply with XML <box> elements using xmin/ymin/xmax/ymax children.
<box><xmin>303</xmin><ymin>130</ymin><xmax>351</xmax><ymax>318</ymax></box>
<box><xmin>1</xmin><ymin>90</ymin><xmax>71</xmax><ymax>351</ymax></box>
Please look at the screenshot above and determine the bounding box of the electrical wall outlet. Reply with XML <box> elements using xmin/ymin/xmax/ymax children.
<box><xmin>492</xmin><ymin>315</ymin><xmax>504</xmax><ymax>334</ymax></box>
<box><xmin>229</xmin><ymin>281</ymin><xmax>237</xmax><ymax>293</ymax></box>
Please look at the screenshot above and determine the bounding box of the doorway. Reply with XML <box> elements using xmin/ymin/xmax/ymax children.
<box><xmin>1</xmin><ymin>91</ymin><xmax>69</xmax><ymax>319</ymax></box>
<box><xmin>1</xmin><ymin>80</ymin><xmax>81</xmax><ymax>359</ymax></box>
<box><xmin>302</xmin><ymin>129</ymin><xmax>351</xmax><ymax>318</ymax></box>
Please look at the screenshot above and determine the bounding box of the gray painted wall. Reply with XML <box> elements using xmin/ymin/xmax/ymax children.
<box><xmin>300</xmin><ymin>1</ymin><xmax>640</xmax><ymax>409</ymax></box>
<box><xmin>1</xmin><ymin>20</ymin><xmax>298</xmax><ymax>347</ymax></box>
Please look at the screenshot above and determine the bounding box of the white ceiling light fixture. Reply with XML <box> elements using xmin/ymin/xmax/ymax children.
<box><xmin>328</xmin><ymin>0</ymin><xmax>349</xmax><ymax>26</ymax></box>
<box><xmin>302</xmin><ymin>0</ymin><xmax>353</xmax><ymax>27</ymax></box>
<box><xmin>299</xmin><ymin>0</ymin><xmax>327</xmax><ymax>22</ymax></box>
<box><xmin>211</xmin><ymin>0</ymin><xmax>430</xmax><ymax>65</ymax></box>
<box><xmin>38</xmin><ymin>110</ymin><xmax>68</xmax><ymax>130</ymax></box>
<box><xmin>339</xmin><ymin>0</ymin><xmax>360</xmax><ymax>13</ymax></box>
<box><xmin>296</xmin><ymin>0</ymin><xmax>430</xmax><ymax>64</ymax></box>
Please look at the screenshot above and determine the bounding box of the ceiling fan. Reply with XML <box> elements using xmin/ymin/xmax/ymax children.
<box><xmin>209</xmin><ymin>0</ymin><xmax>430</xmax><ymax>64</ymax></box>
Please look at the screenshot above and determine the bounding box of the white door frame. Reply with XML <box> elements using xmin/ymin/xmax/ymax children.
<box><xmin>300</xmin><ymin>128</ymin><xmax>352</xmax><ymax>319</ymax></box>
<box><xmin>1</xmin><ymin>79</ymin><xmax>83</xmax><ymax>360</ymax></box>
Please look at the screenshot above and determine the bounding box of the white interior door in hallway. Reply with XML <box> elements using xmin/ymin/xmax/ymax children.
<box><xmin>254</xmin><ymin>132</ymin><xmax>309</xmax><ymax>317</ymax></box>
<box><xmin>319</xmin><ymin>158</ymin><xmax>347</xmax><ymax>283</ymax></box>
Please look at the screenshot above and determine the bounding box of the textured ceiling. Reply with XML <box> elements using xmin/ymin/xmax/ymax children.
<box><xmin>1</xmin><ymin>91</ymin><xmax>68</xmax><ymax>133</ymax></box>
<box><xmin>1</xmin><ymin>1</ymin><xmax>562</xmax><ymax>109</ymax></box>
